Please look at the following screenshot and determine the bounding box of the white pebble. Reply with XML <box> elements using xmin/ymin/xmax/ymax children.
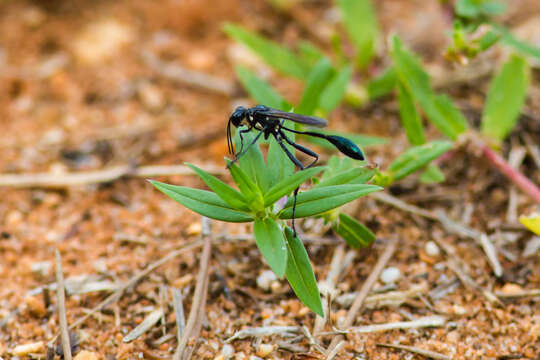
<box><xmin>221</xmin><ymin>344</ymin><xmax>234</xmax><ymax>358</ymax></box>
<box><xmin>380</xmin><ymin>267</ymin><xmax>401</xmax><ymax>284</ymax></box>
<box><xmin>256</xmin><ymin>270</ymin><xmax>277</xmax><ymax>291</ymax></box>
<box><xmin>425</xmin><ymin>241</ymin><xmax>440</xmax><ymax>256</ymax></box>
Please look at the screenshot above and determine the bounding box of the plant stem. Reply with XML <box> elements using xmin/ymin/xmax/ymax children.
<box><xmin>482</xmin><ymin>143</ymin><xmax>540</xmax><ymax>203</ymax></box>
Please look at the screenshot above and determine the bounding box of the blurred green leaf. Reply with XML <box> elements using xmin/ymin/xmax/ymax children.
<box><xmin>496</xmin><ymin>25</ymin><xmax>540</xmax><ymax>59</ymax></box>
<box><xmin>297</xmin><ymin>58</ymin><xmax>334</xmax><ymax>115</ymax></box>
<box><xmin>319</xmin><ymin>65</ymin><xmax>353</xmax><ymax>113</ymax></box>
<box><xmin>224</xmin><ymin>23</ymin><xmax>310</xmax><ymax>79</ymax></box>
<box><xmin>234</xmin><ymin>129</ymin><xmax>271</xmax><ymax>192</ymax></box>
<box><xmin>481</xmin><ymin>54</ymin><xmax>529</xmax><ymax>142</ymax></box>
<box><xmin>456</xmin><ymin>0</ymin><xmax>506</xmax><ymax>18</ymax></box>
<box><xmin>419</xmin><ymin>164</ymin><xmax>446</xmax><ymax>184</ymax></box>
<box><xmin>280</xmin><ymin>184</ymin><xmax>382</xmax><ymax>219</ymax></box>
<box><xmin>338</xmin><ymin>0</ymin><xmax>379</xmax><ymax>68</ymax></box>
<box><xmin>392</xmin><ymin>36</ymin><xmax>467</xmax><ymax>140</ymax></box>
<box><xmin>254</xmin><ymin>218</ymin><xmax>287</xmax><ymax>277</ymax></box>
<box><xmin>335</xmin><ymin>213</ymin><xmax>375</xmax><ymax>248</ymax></box>
<box><xmin>298</xmin><ymin>41</ymin><xmax>326</xmax><ymax>68</ymax></box>
<box><xmin>367</xmin><ymin>67</ymin><xmax>397</xmax><ymax>100</ymax></box>
<box><xmin>264</xmin><ymin>166</ymin><xmax>325</xmax><ymax>206</ymax></box>
<box><xmin>186</xmin><ymin>163</ymin><xmax>249</xmax><ymax>211</ymax></box>
<box><xmin>397</xmin><ymin>83</ymin><xmax>425</xmax><ymax>146</ymax></box>
<box><xmin>284</xmin><ymin>227</ymin><xmax>323</xmax><ymax>316</ymax></box>
<box><xmin>236</xmin><ymin>66</ymin><xmax>291</xmax><ymax>110</ymax></box>
<box><xmin>433</xmin><ymin>94</ymin><xmax>468</xmax><ymax>136</ymax></box>
<box><xmin>387</xmin><ymin>140</ymin><xmax>452</xmax><ymax>182</ymax></box>
<box><xmin>317</xmin><ymin>167</ymin><xmax>375</xmax><ymax>187</ymax></box>
<box><xmin>149</xmin><ymin>181</ymin><xmax>253</xmax><ymax>223</ymax></box>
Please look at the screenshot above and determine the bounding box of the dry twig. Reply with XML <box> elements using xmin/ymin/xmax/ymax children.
<box><xmin>0</xmin><ymin>164</ymin><xmax>225</xmax><ymax>188</ymax></box>
<box><xmin>122</xmin><ymin>309</ymin><xmax>164</xmax><ymax>343</ymax></box>
<box><xmin>377</xmin><ymin>343</ymin><xmax>452</xmax><ymax>360</ymax></box>
<box><xmin>373</xmin><ymin>192</ymin><xmax>504</xmax><ymax>277</ymax></box>
<box><xmin>495</xmin><ymin>288</ymin><xmax>540</xmax><ymax>298</ymax></box>
<box><xmin>141</xmin><ymin>50</ymin><xmax>235</xmax><ymax>96</ymax></box>
<box><xmin>173</xmin><ymin>217</ymin><xmax>213</xmax><ymax>360</ymax></box>
<box><xmin>172</xmin><ymin>288</ymin><xmax>186</xmax><ymax>341</ymax></box>
<box><xmin>342</xmin><ymin>315</ymin><xmax>446</xmax><ymax>334</ymax></box>
<box><xmin>54</xmin><ymin>250</ymin><xmax>72</xmax><ymax>360</ymax></box>
<box><xmin>226</xmin><ymin>326</ymin><xmax>300</xmax><ymax>342</ymax></box>
<box><xmin>313</xmin><ymin>244</ymin><xmax>346</xmax><ymax>336</ymax></box>
<box><xmin>325</xmin><ymin>239</ymin><xmax>398</xmax><ymax>356</ymax></box>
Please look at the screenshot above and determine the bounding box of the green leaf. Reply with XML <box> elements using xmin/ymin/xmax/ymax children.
<box><xmin>254</xmin><ymin>218</ymin><xmax>287</xmax><ymax>277</ymax></box>
<box><xmin>185</xmin><ymin>163</ymin><xmax>249</xmax><ymax>211</ymax></box>
<box><xmin>149</xmin><ymin>180</ymin><xmax>253</xmax><ymax>223</ymax></box>
<box><xmin>397</xmin><ymin>83</ymin><xmax>425</xmax><ymax>146</ymax></box>
<box><xmin>433</xmin><ymin>94</ymin><xmax>468</xmax><ymax>136</ymax></box>
<box><xmin>367</xmin><ymin>67</ymin><xmax>397</xmax><ymax>100</ymax></box>
<box><xmin>234</xmin><ymin>129</ymin><xmax>271</xmax><ymax>192</ymax></box>
<box><xmin>297</xmin><ymin>58</ymin><xmax>334</xmax><ymax>115</ymax></box>
<box><xmin>264</xmin><ymin>166</ymin><xmax>325</xmax><ymax>206</ymax></box>
<box><xmin>496</xmin><ymin>25</ymin><xmax>540</xmax><ymax>59</ymax></box>
<box><xmin>316</xmin><ymin>167</ymin><xmax>375</xmax><ymax>187</ymax></box>
<box><xmin>319</xmin><ymin>65</ymin><xmax>353</xmax><ymax>113</ymax></box>
<box><xmin>224</xmin><ymin>23</ymin><xmax>310</xmax><ymax>79</ymax></box>
<box><xmin>481</xmin><ymin>54</ymin><xmax>530</xmax><ymax>142</ymax></box>
<box><xmin>419</xmin><ymin>164</ymin><xmax>446</xmax><ymax>184</ymax></box>
<box><xmin>280</xmin><ymin>184</ymin><xmax>382</xmax><ymax>219</ymax></box>
<box><xmin>338</xmin><ymin>0</ymin><xmax>379</xmax><ymax>68</ymax></box>
<box><xmin>226</xmin><ymin>160</ymin><xmax>264</xmax><ymax>209</ymax></box>
<box><xmin>456</xmin><ymin>0</ymin><xmax>505</xmax><ymax>18</ymax></box>
<box><xmin>298</xmin><ymin>41</ymin><xmax>326</xmax><ymax>68</ymax></box>
<box><xmin>391</xmin><ymin>36</ymin><xmax>468</xmax><ymax>140</ymax></box>
<box><xmin>284</xmin><ymin>227</ymin><xmax>323</xmax><ymax>316</ymax></box>
<box><xmin>267</xmin><ymin>121</ymin><xmax>295</xmax><ymax>188</ymax></box>
<box><xmin>335</xmin><ymin>213</ymin><xmax>375</xmax><ymax>248</ymax></box>
<box><xmin>387</xmin><ymin>140</ymin><xmax>452</xmax><ymax>182</ymax></box>
<box><xmin>235</xmin><ymin>66</ymin><xmax>291</xmax><ymax>110</ymax></box>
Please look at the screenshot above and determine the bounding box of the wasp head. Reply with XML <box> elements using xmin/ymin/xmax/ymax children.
<box><xmin>227</xmin><ymin>106</ymin><xmax>248</xmax><ymax>155</ymax></box>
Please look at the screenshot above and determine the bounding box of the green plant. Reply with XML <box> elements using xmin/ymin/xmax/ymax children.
<box><xmin>224</xmin><ymin>0</ymin><xmax>396</xmax><ymax>111</ymax></box>
<box><xmin>150</xmin><ymin>128</ymin><xmax>382</xmax><ymax>316</ymax></box>
<box><xmin>447</xmin><ymin>0</ymin><xmax>540</xmax><ymax>62</ymax></box>
<box><xmin>391</xmin><ymin>35</ymin><xmax>540</xmax><ymax>202</ymax></box>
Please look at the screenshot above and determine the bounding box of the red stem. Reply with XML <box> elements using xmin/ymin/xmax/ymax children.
<box><xmin>482</xmin><ymin>144</ymin><xmax>540</xmax><ymax>203</ymax></box>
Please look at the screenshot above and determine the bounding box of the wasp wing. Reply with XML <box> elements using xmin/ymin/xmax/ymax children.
<box><xmin>260</xmin><ymin>108</ymin><xmax>328</xmax><ymax>128</ymax></box>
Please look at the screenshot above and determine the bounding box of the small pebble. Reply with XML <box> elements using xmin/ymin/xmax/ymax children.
<box><xmin>500</xmin><ymin>283</ymin><xmax>522</xmax><ymax>295</ymax></box>
<box><xmin>186</xmin><ymin>222</ymin><xmax>202</xmax><ymax>236</ymax></box>
<box><xmin>74</xmin><ymin>350</ymin><xmax>100</xmax><ymax>360</ymax></box>
<box><xmin>256</xmin><ymin>270</ymin><xmax>277</xmax><ymax>292</ymax></box>
<box><xmin>221</xmin><ymin>344</ymin><xmax>234</xmax><ymax>359</ymax></box>
<box><xmin>380</xmin><ymin>267</ymin><xmax>401</xmax><ymax>284</ymax></box>
<box><xmin>31</xmin><ymin>261</ymin><xmax>52</xmax><ymax>277</ymax></box>
<box><xmin>255</xmin><ymin>343</ymin><xmax>274</xmax><ymax>358</ymax></box>
<box><xmin>452</xmin><ymin>304</ymin><xmax>467</xmax><ymax>315</ymax></box>
<box><xmin>137</xmin><ymin>82</ymin><xmax>165</xmax><ymax>111</ymax></box>
<box><xmin>530</xmin><ymin>323</ymin><xmax>540</xmax><ymax>339</ymax></box>
<box><xmin>12</xmin><ymin>341</ymin><xmax>44</xmax><ymax>356</ymax></box>
<box><xmin>24</xmin><ymin>296</ymin><xmax>46</xmax><ymax>318</ymax></box>
<box><xmin>425</xmin><ymin>241</ymin><xmax>440</xmax><ymax>256</ymax></box>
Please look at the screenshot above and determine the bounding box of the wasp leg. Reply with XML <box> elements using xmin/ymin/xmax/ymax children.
<box><xmin>236</xmin><ymin>127</ymin><xmax>253</xmax><ymax>156</ymax></box>
<box><xmin>227</xmin><ymin>129</ymin><xmax>265</xmax><ymax>168</ymax></box>
<box><xmin>279</xmin><ymin>129</ymin><xmax>319</xmax><ymax>169</ymax></box>
<box><xmin>275</xmin><ymin>135</ymin><xmax>306</xmax><ymax>237</ymax></box>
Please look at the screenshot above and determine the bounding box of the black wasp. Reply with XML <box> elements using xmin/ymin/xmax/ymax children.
<box><xmin>227</xmin><ymin>104</ymin><xmax>365</xmax><ymax>235</ymax></box>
